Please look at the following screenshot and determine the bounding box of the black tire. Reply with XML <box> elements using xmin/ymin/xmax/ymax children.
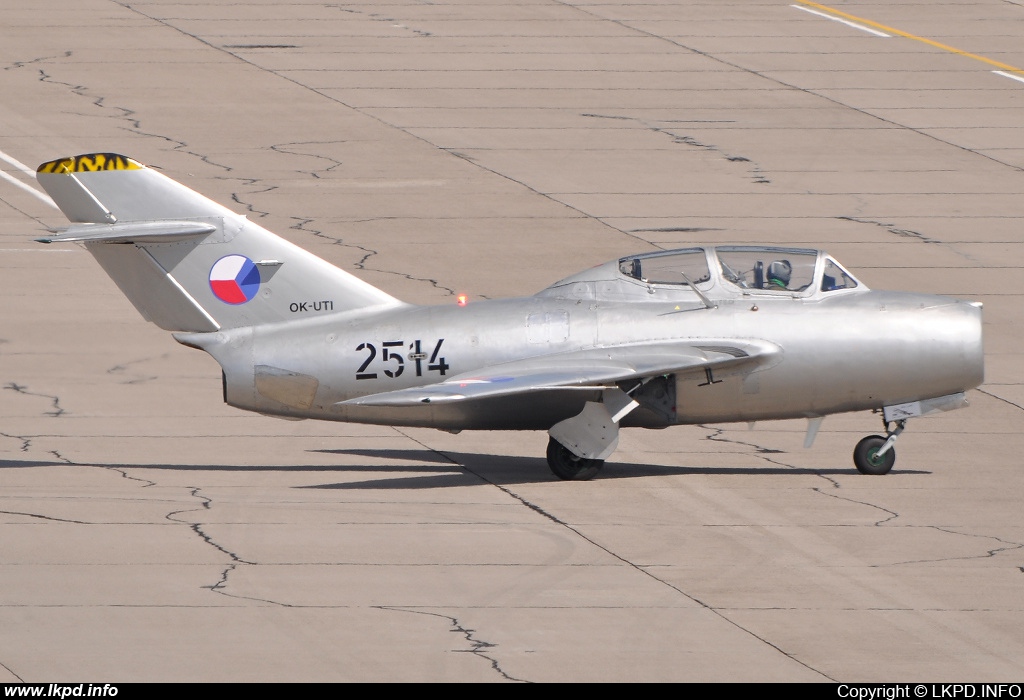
<box><xmin>854</xmin><ymin>435</ymin><xmax>895</xmax><ymax>475</ymax></box>
<box><xmin>546</xmin><ymin>438</ymin><xmax>603</xmax><ymax>481</ymax></box>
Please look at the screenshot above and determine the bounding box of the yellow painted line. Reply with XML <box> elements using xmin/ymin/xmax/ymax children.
<box><xmin>795</xmin><ymin>1</ymin><xmax>1024</xmax><ymax>76</ymax></box>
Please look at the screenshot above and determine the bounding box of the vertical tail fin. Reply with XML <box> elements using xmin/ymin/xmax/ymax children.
<box><xmin>36</xmin><ymin>153</ymin><xmax>404</xmax><ymax>332</ymax></box>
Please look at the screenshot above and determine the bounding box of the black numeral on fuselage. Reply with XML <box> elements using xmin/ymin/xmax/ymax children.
<box><xmin>355</xmin><ymin>339</ymin><xmax>447</xmax><ymax>380</ymax></box>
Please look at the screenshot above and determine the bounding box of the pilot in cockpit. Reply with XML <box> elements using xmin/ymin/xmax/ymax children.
<box><xmin>766</xmin><ymin>260</ymin><xmax>792</xmax><ymax>289</ymax></box>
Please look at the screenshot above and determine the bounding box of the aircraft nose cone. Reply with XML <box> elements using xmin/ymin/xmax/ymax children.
<box><xmin>909</xmin><ymin>296</ymin><xmax>984</xmax><ymax>395</ymax></box>
<box><xmin>937</xmin><ymin>298</ymin><xmax>985</xmax><ymax>391</ymax></box>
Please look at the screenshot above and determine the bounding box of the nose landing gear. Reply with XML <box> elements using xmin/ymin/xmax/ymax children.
<box><xmin>853</xmin><ymin>419</ymin><xmax>906</xmax><ymax>475</ymax></box>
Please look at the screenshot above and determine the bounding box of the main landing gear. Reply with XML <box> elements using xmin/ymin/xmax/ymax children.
<box><xmin>853</xmin><ymin>419</ymin><xmax>906</xmax><ymax>475</ymax></box>
<box><xmin>545</xmin><ymin>389</ymin><xmax>640</xmax><ymax>481</ymax></box>
<box><xmin>546</xmin><ymin>437</ymin><xmax>603</xmax><ymax>481</ymax></box>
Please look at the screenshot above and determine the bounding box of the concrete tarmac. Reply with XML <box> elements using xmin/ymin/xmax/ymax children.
<box><xmin>1</xmin><ymin>0</ymin><xmax>1022</xmax><ymax>683</ymax></box>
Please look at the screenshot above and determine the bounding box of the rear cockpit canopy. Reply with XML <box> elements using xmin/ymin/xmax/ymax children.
<box><xmin>539</xmin><ymin>246</ymin><xmax>864</xmax><ymax>301</ymax></box>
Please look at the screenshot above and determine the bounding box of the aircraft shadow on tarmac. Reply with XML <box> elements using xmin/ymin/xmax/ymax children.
<box><xmin>0</xmin><ymin>451</ymin><xmax>930</xmax><ymax>489</ymax></box>
<box><xmin>299</xmin><ymin>448</ymin><xmax>931</xmax><ymax>489</ymax></box>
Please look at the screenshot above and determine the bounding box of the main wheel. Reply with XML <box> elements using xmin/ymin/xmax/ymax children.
<box><xmin>546</xmin><ymin>438</ymin><xmax>603</xmax><ymax>481</ymax></box>
<box><xmin>854</xmin><ymin>435</ymin><xmax>895</xmax><ymax>475</ymax></box>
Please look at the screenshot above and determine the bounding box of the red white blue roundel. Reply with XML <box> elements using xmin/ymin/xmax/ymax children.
<box><xmin>209</xmin><ymin>255</ymin><xmax>260</xmax><ymax>305</ymax></box>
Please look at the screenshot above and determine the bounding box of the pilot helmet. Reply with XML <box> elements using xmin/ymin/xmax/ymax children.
<box><xmin>767</xmin><ymin>260</ymin><xmax>792</xmax><ymax>288</ymax></box>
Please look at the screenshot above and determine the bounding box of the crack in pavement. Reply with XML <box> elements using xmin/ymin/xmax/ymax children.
<box><xmin>6</xmin><ymin>44</ymin><xmax>239</xmax><ymax>190</ymax></box>
<box><xmin>811</xmin><ymin>486</ymin><xmax>901</xmax><ymax>525</ymax></box>
<box><xmin>0</xmin><ymin>431</ymin><xmax>32</xmax><ymax>453</ymax></box>
<box><xmin>583</xmin><ymin>113</ymin><xmax>772</xmax><ymax>185</ymax></box>
<box><xmin>442</xmin><ymin>147</ymin><xmax>656</xmax><ymax>252</ymax></box>
<box><xmin>886</xmin><ymin>527</ymin><xmax>1024</xmax><ymax>567</ymax></box>
<box><xmin>630</xmin><ymin>226</ymin><xmax>723</xmax><ymax>233</ymax></box>
<box><xmin>327</xmin><ymin>5</ymin><xmax>433</xmax><ymax>37</ymax></box>
<box><xmin>293</xmin><ymin>216</ymin><xmax>458</xmax><ymax>298</ymax></box>
<box><xmin>2</xmin><ymin>382</ymin><xmax>72</xmax><ymax>463</ymax></box>
<box><xmin>167</xmin><ymin>488</ymin><xmax>256</xmax><ymax>566</ymax></box>
<box><xmin>393</xmin><ymin>427</ymin><xmax>834</xmax><ymax>681</ymax></box>
<box><xmin>838</xmin><ymin>216</ymin><xmax>987</xmax><ymax>266</ymax></box>
<box><xmin>4</xmin><ymin>382</ymin><xmax>66</xmax><ymax>418</ymax></box>
<box><xmin>978</xmin><ymin>388</ymin><xmax>1024</xmax><ymax>412</ymax></box>
<box><xmin>4</xmin><ymin>51</ymin><xmax>72</xmax><ymax>71</ymax></box>
<box><xmin>704</xmin><ymin>427</ymin><xmax>1024</xmax><ymax>574</ymax></box>
<box><xmin>164</xmin><ymin>489</ymin><xmax>292</xmax><ymax>607</ymax></box>
<box><xmin>566</xmin><ymin>0</ymin><xmax>1024</xmax><ymax>180</ymax></box>
<box><xmin>92</xmin><ymin>1</ymin><xmax>656</xmax><ymax>267</ymax></box>
<box><xmin>106</xmin><ymin>354</ymin><xmax>171</xmax><ymax>385</ymax></box>
<box><xmin>256</xmin><ymin>140</ymin><xmax>460</xmax><ymax>297</ymax></box>
<box><xmin>0</xmin><ymin>436</ymin><xmax>160</xmax><ymax>525</ymax></box>
<box><xmin>269</xmin><ymin>141</ymin><xmax>346</xmax><ymax>180</ymax></box>
<box><xmin>224</xmin><ymin>168</ymin><xmax>441</xmax><ymax>297</ymax></box>
<box><xmin>0</xmin><ymin>659</ymin><xmax>23</xmax><ymax>683</ymax></box>
<box><xmin>102</xmin><ymin>465</ymin><xmax>156</xmax><ymax>489</ymax></box>
<box><xmin>378</xmin><ymin>607</ymin><xmax>527</xmax><ymax>682</ymax></box>
<box><xmin>0</xmin><ymin>509</ymin><xmax>89</xmax><ymax>525</ymax></box>
<box><xmin>700</xmin><ymin>425</ymin><xmax>900</xmax><ymax>524</ymax></box>
<box><xmin>4</xmin><ymin>399</ymin><xmax>256</xmax><ymax>608</ymax></box>
<box><xmin>199</xmin><ymin>562</ymin><xmax>291</xmax><ymax>607</ymax></box>
<box><xmin>29</xmin><ymin>59</ymin><xmax>229</xmax><ymax>173</ymax></box>
<box><xmin>228</xmin><ymin>180</ymin><xmax>275</xmax><ymax>220</ymax></box>
<box><xmin>838</xmin><ymin>216</ymin><xmax>943</xmax><ymax>245</ymax></box>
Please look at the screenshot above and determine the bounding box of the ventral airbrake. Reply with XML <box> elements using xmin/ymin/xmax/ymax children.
<box><xmin>36</xmin><ymin>153</ymin><xmax>984</xmax><ymax>480</ymax></box>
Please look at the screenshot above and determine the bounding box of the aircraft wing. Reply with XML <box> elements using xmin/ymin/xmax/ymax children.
<box><xmin>337</xmin><ymin>339</ymin><xmax>780</xmax><ymax>408</ymax></box>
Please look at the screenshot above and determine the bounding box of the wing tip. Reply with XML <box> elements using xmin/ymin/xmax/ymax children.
<box><xmin>37</xmin><ymin>153</ymin><xmax>143</xmax><ymax>175</ymax></box>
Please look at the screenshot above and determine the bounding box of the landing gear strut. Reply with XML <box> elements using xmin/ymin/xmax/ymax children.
<box><xmin>546</xmin><ymin>437</ymin><xmax>603</xmax><ymax>481</ymax></box>
<box><xmin>853</xmin><ymin>419</ymin><xmax>906</xmax><ymax>475</ymax></box>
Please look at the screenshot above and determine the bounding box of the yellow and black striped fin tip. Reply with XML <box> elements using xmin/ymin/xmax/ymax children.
<box><xmin>37</xmin><ymin>153</ymin><xmax>143</xmax><ymax>174</ymax></box>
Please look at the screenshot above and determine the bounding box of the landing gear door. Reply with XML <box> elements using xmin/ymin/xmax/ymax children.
<box><xmin>630</xmin><ymin>375</ymin><xmax>677</xmax><ymax>425</ymax></box>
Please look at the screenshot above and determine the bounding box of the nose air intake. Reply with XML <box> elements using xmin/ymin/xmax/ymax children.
<box><xmin>966</xmin><ymin>300</ymin><xmax>985</xmax><ymax>390</ymax></box>
<box><xmin>921</xmin><ymin>297</ymin><xmax>984</xmax><ymax>398</ymax></box>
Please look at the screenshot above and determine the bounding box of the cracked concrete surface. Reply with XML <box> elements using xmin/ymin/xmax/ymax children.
<box><xmin>1</xmin><ymin>0</ymin><xmax>1023</xmax><ymax>683</ymax></box>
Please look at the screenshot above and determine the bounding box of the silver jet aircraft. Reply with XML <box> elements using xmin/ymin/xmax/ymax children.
<box><xmin>36</xmin><ymin>153</ymin><xmax>984</xmax><ymax>480</ymax></box>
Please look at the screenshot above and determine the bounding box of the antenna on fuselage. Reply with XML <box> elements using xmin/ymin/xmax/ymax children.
<box><xmin>679</xmin><ymin>272</ymin><xmax>717</xmax><ymax>310</ymax></box>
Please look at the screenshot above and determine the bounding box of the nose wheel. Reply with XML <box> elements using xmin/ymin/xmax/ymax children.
<box><xmin>853</xmin><ymin>419</ymin><xmax>905</xmax><ymax>475</ymax></box>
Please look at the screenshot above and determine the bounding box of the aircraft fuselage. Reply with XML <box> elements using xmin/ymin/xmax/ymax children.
<box><xmin>196</xmin><ymin>286</ymin><xmax>983</xmax><ymax>431</ymax></box>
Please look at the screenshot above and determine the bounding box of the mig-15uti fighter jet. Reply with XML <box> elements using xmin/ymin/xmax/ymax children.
<box><xmin>36</xmin><ymin>153</ymin><xmax>984</xmax><ymax>480</ymax></box>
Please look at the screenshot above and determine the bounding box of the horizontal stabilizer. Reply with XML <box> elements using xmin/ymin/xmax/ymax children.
<box><xmin>36</xmin><ymin>220</ymin><xmax>217</xmax><ymax>244</ymax></box>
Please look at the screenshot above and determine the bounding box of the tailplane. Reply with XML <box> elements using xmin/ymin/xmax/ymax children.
<box><xmin>36</xmin><ymin>153</ymin><xmax>403</xmax><ymax>332</ymax></box>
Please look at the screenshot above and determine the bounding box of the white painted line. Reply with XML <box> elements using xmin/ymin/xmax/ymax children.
<box><xmin>0</xmin><ymin>168</ymin><xmax>58</xmax><ymax>208</ymax></box>
<box><xmin>0</xmin><ymin>147</ymin><xmax>58</xmax><ymax>208</ymax></box>
<box><xmin>792</xmin><ymin>4</ymin><xmax>891</xmax><ymax>37</ymax></box>
<box><xmin>0</xmin><ymin>149</ymin><xmax>36</xmax><ymax>178</ymax></box>
<box><xmin>993</xmin><ymin>70</ymin><xmax>1024</xmax><ymax>85</ymax></box>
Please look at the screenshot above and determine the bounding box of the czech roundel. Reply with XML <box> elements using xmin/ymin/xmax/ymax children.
<box><xmin>209</xmin><ymin>255</ymin><xmax>260</xmax><ymax>305</ymax></box>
